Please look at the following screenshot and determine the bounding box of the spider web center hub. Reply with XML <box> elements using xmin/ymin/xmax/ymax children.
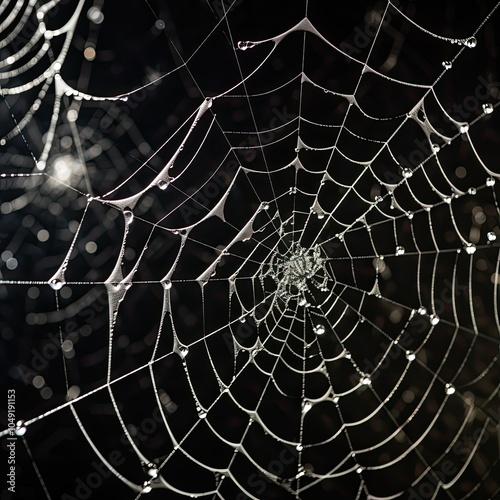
<box><xmin>267</xmin><ymin>242</ymin><xmax>330</xmax><ymax>304</ymax></box>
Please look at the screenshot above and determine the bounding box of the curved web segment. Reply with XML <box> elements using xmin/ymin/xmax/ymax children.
<box><xmin>1</xmin><ymin>0</ymin><xmax>500</xmax><ymax>498</ymax></box>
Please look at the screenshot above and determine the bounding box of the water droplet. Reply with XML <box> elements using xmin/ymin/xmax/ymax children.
<box><xmin>198</xmin><ymin>409</ymin><xmax>207</xmax><ymax>419</ymax></box>
<box><xmin>407</xmin><ymin>212</ymin><xmax>414</xmax><ymax>219</ymax></box>
<box><xmin>296</xmin><ymin>444</ymin><xmax>303</xmax><ymax>451</ymax></box>
<box><xmin>356</xmin><ymin>466</ymin><xmax>364</xmax><ymax>474</ymax></box>
<box><xmin>15</xmin><ymin>420</ymin><xmax>26</xmax><ymax>436</ymax></box>
<box><xmin>49</xmin><ymin>278</ymin><xmax>64</xmax><ymax>290</ymax></box>
<box><xmin>162</xmin><ymin>279</ymin><xmax>172</xmax><ymax>290</ymax></box>
<box><xmin>344</xmin><ymin>350</ymin><xmax>351</xmax><ymax>359</ymax></box>
<box><xmin>87</xmin><ymin>6</ymin><xmax>104</xmax><ymax>24</ymax></box>
<box><xmin>302</xmin><ymin>401</ymin><xmax>312</xmax><ymax>414</ymax></box>
<box><xmin>468</xmin><ymin>187</ymin><xmax>476</xmax><ymax>195</ymax></box>
<box><xmin>360</xmin><ymin>375</ymin><xmax>371</xmax><ymax>385</ymax></box>
<box><xmin>432</xmin><ymin>144</ymin><xmax>440</xmax><ymax>153</ymax></box>
<box><xmin>317</xmin><ymin>211</ymin><xmax>325</xmax><ymax>219</ymax></box>
<box><xmin>124</xmin><ymin>210</ymin><xmax>134</xmax><ymax>223</ymax></box>
<box><xmin>157</xmin><ymin>180</ymin><xmax>168</xmax><ymax>190</ymax></box>
<box><xmin>261</xmin><ymin>202</ymin><xmax>269</xmax><ymax>210</ymax></box>
<box><xmin>155</xmin><ymin>19</ymin><xmax>165</xmax><ymax>30</ymax></box>
<box><xmin>333</xmin><ymin>396</ymin><xmax>339</xmax><ymax>403</ymax></box>
<box><xmin>445</xmin><ymin>383</ymin><xmax>456</xmax><ymax>395</ymax></box>
<box><xmin>148</xmin><ymin>466</ymin><xmax>159</xmax><ymax>478</ymax></box>
<box><xmin>313</xmin><ymin>324</ymin><xmax>325</xmax><ymax>335</ymax></box>
<box><xmin>465</xmin><ymin>37</ymin><xmax>477</xmax><ymax>48</ymax></box>
<box><xmin>402</xmin><ymin>168</ymin><xmax>413</xmax><ymax>178</ymax></box>
<box><xmin>464</xmin><ymin>243</ymin><xmax>476</xmax><ymax>254</ymax></box>
<box><xmin>483</xmin><ymin>103</ymin><xmax>494</xmax><ymax>114</ymax></box>
<box><xmin>418</xmin><ymin>306</ymin><xmax>427</xmax><ymax>315</ymax></box>
<box><xmin>251</xmin><ymin>347</ymin><xmax>261</xmax><ymax>357</ymax></box>
<box><xmin>459</xmin><ymin>123</ymin><xmax>469</xmax><ymax>133</ymax></box>
<box><xmin>374</xmin><ymin>195</ymin><xmax>383</xmax><ymax>203</ymax></box>
<box><xmin>395</xmin><ymin>246</ymin><xmax>405</xmax><ymax>256</ymax></box>
<box><xmin>178</xmin><ymin>345</ymin><xmax>189</xmax><ymax>358</ymax></box>
<box><xmin>405</xmin><ymin>351</ymin><xmax>416</xmax><ymax>361</ymax></box>
<box><xmin>442</xmin><ymin>61</ymin><xmax>452</xmax><ymax>70</ymax></box>
<box><xmin>67</xmin><ymin>109</ymin><xmax>78</xmax><ymax>122</ymax></box>
<box><xmin>237</xmin><ymin>41</ymin><xmax>255</xmax><ymax>50</ymax></box>
<box><xmin>487</xmin><ymin>231</ymin><xmax>497</xmax><ymax>242</ymax></box>
<box><xmin>443</xmin><ymin>195</ymin><xmax>452</xmax><ymax>204</ymax></box>
<box><xmin>430</xmin><ymin>314</ymin><xmax>440</xmax><ymax>325</ymax></box>
<box><xmin>486</xmin><ymin>177</ymin><xmax>496</xmax><ymax>187</ymax></box>
<box><xmin>142</xmin><ymin>482</ymin><xmax>152</xmax><ymax>494</ymax></box>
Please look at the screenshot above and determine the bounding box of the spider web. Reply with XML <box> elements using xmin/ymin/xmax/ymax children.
<box><xmin>1</xmin><ymin>0</ymin><xmax>500</xmax><ymax>498</ymax></box>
